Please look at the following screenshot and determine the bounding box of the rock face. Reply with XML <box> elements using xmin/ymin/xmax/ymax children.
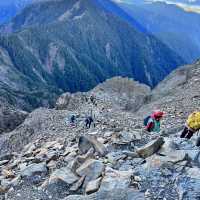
<box><xmin>0</xmin><ymin>102</ymin><xmax>28</xmax><ymax>134</ymax></box>
<box><xmin>137</xmin><ymin>60</ymin><xmax>200</xmax><ymax>132</ymax></box>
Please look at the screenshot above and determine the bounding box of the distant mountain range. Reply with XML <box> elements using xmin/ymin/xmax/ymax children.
<box><xmin>0</xmin><ymin>0</ymin><xmax>32</xmax><ymax>24</ymax></box>
<box><xmin>114</xmin><ymin>0</ymin><xmax>200</xmax><ymax>63</ymax></box>
<box><xmin>0</xmin><ymin>0</ymin><xmax>184</xmax><ymax>110</ymax></box>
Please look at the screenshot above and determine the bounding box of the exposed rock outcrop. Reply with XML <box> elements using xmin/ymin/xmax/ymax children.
<box><xmin>0</xmin><ymin>102</ymin><xmax>28</xmax><ymax>134</ymax></box>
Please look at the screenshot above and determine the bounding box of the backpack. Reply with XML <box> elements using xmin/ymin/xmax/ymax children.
<box><xmin>144</xmin><ymin>116</ymin><xmax>151</xmax><ymax>126</ymax></box>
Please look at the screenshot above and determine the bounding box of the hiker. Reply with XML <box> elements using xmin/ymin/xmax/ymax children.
<box><xmin>85</xmin><ymin>116</ymin><xmax>94</xmax><ymax>129</ymax></box>
<box><xmin>144</xmin><ymin>110</ymin><xmax>164</xmax><ymax>133</ymax></box>
<box><xmin>90</xmin><ymin>95</ymin><xmax>96</xmax><ymax>105</ymax></box>
<box><xmin>180</xmin><ymin>111</ymin><xmax>200</xmax><ymax>146</ymax></box>
<box><xmin>70</xmin><ymin>114</ymin><xmax>76</xmax><ymax>127</ymax></box>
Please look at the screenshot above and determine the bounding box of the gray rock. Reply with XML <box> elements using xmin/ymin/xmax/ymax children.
<box><xmin>106</xmin><ymin>152</ymin><xmax>127</xmax><ymax>165</ymax></box>
<box><xmin>122</xmin><ymin>151</ymin><xmax>139</xmax><ymax>158</ymax></box>
<box><xmin>158</xmin><ymin>138</ymin><xmax>179</xmax><ymax>155</ymax></box>
<box><xmin>64</xmin><ymin>190</ymin><xmax>145</xmax><ymax>200</ymax></box>
<box><xmin>144</xmin><ymin>150</ymin><xmax>187</xmax><ymax>170</ymax></box>
<box><xmin>22</xmin><ymin>143</ymin><xmax>36</xmax><ymax>157</ymax></box>
<box><xmin>64</xmin><ymin>195</ymin><xmax>92</xmax><ymax>200</ymax></box>
<box><xmin>70</xmin><ymin>176</ymin><xmax>85</xmax><ymax>192</ymax></box>
<box><xmin>78</xmin><ymin>136</ymin><xmax>107</xmax><ymax>156</ymax></box>
<box><xmin>76</xmin><ymin>159</ymin><xmax>104</xmax><ymax>186</ymax></box>
<box><xmin>99</xmin><ymin>167</ymin><xmax>133</xmax><ymax>192</ymax></box>
<box><xmin>0</xmin><ymin>160</ymin><xmax>9</xmax><ymax>166</ymax></box>
<box><xmin>0</xmin><ymin>153</ymin><xmax>13</xmax><ymax>161</ymax></box>
<box><xmin>136</xmin><ymin>137</ymin><xmax>165</xmax><ymax>158</ymax></box>
<box><xmin>85</xmin><ymin>177</ymin><xmax>102</xmax><ymax>194</ymax></box>
<box><xmin>111</xmin><ymin>131</ymin><xmax>141</xmax><ymax>145</ymax></box>
<box><xmin>187</xmin><ymin>167</ymin><xmax>200</xmax><ymax>179</ymax></box>
<box><xmin>49</xmin><ymin>167</ymin><xmax>79</xmax><ymax>185</ymax></box>
<box><xmin>20</xmin><ymin>163</ymin><xmax>47</xmax><ymax>178</ymax></box>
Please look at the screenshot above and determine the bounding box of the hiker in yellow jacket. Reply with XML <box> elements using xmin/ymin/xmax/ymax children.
<box><xmin>180</xmin><ymin>111</ymin><xmax>200</xmax><ymax>145</ymax></box>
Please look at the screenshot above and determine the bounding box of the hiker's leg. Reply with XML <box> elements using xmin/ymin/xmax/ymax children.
<box><xmin>196</xmin><ymin>136</ymin><xmax>200</xmax><ymax>147</ymax></box>
<box><xmin>186</xmin><ymin>130</ymin><xmax>194</xmax><ymax>139</ymax></box>
<box><xmin>180</xmin><ymin>127</ymin><xmax>189</xmax><ymax>138</ymax></box>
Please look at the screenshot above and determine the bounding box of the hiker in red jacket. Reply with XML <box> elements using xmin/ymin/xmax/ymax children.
<box><xmin>144</xmin><ymin>111</ymin><xmax>164</xmax><ymax>133</ymax></box>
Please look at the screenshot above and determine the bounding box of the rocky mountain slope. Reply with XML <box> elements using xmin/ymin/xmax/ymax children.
<box><xmin>0</xmin><ymin>0</ymin><xmax>184</xmax><ymax>110</ymax></box>
<box><xmin>0</xmin><ymin>60</ymin><xmax>200</xmax><ymax>199</ymax></box>
<box><xmin>137</xmin><ymin>59</ymin><xmax>200</xmax><ymax>130</ymax></box>
<box><xmin>0</xmin><ymin>101</ymin><xmax>28</xmax><ymax>135</ymax></box>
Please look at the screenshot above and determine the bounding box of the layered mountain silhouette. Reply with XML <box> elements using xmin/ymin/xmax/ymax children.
<box><xmin>0</xmin><ymin>0</ymin><xmax>184</xmax><ymax>110</ymax></box>
<box><xmin>0</xmin><ymin>0</ymin><xmax>32</xmax><ymax>24</ymax></box>
<box><xmin>117</xmin><ymin>0</ymin><xmax>200</xmax><ymax>63</ymax></box>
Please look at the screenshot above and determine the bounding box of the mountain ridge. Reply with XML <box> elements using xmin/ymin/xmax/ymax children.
<box><xmin>0</xmin><ymin>0</ymin><xmax>184</xmax><ymax>111</ymax></box>
<box><xmin>117</xmin><ymin>0</ymin><xmax>200</xmax><ymax>63</ymax></box>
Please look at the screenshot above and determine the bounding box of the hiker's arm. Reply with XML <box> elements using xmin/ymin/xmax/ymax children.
<box><xmin>147</xmin><ymin>122</ymin><xmax>154</xmax><ymax>132</ymax></box>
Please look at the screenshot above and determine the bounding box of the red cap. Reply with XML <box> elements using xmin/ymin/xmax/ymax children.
<box><xmin>152</xmin><ymin>110</ymin><xmax>164</xmax><ymax>118</ymax></box>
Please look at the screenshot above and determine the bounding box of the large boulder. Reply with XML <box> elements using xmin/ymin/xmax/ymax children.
<box><xmin>49</xmin><ymin>167</ymin><xmax>79</xmax><ymax>185</ymax></box>
<box><xmin>78</xmin><ymin>135</ymin><xmax>107</xmax><ymax>156</ymax></box>
<box><xmin>136</xmin><ymin>137</ymin><xmax>165</xmax><ymax>158</ymax></box>
<box><xmin>144</xmin><ymin>150</ymin><xmax>188</xmax><ymax>169</ymax></box>
<box><xmin>20</xmin><ymin>163</ymin><xmax>47</xmax><ymax>178</ymax></box>
<box><xmin>76</xmin><ymin>159</ymin><xmax>104</xmax><ymax>187</ymax></box>
<box><xmin>158</xmin><ymin>138</ymin><xmax>179</xmax><ymax>155</ymax></box>
<box><xmin>99</xmin><ymin>167</ymin><xmax>133</xmax><ymax>192</ymax></box>
<box><xmin>85</xmin><ymin>177</ymin><xmax>102</xmax><ymax>194</ymax></box>
<box><xmin>43</xmin><ymin>167</ymin><xmax>79</xmax><ymax>199</ymax></box>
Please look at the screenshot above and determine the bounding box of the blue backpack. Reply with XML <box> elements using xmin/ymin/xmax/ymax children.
<box><xmin>143</xmin><ymin>116</ymin><xmax>151</xmax><ymax>126</ymax></box>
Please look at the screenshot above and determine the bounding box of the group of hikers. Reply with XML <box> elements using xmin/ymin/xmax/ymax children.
<box><xmin>144</xmin><ymin>110</ymin><xmax>200</xmax><ymax>146</ymax></box>
<box><xmin>67</xmin><ymin>93</ymin><xmax>200</xmax><ymax>145</ymax></box>
<box><xmin>69</xmin><ymin>114</ymin><xmax>95</xmax><ymax>129</ymax></box>
<box><xmin>68</xmin><ymin>95</ymin><xmax>97</xmax><ymax>129</ymax></box>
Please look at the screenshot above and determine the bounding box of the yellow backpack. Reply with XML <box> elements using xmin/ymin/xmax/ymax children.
<box><xmin>187</xmin><ymin>112</ymin><xmax>200</xmax><ymax>130</ymax></box>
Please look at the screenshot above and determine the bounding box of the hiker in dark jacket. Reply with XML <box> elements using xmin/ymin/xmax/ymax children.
<box><xmin>85</xmin><ymin>116</ymin><xmax>94</xmax><ymax>129</ymax></box>
<box><xmin>70</xmin><ymin>115</ymin><xmax>76</xmax><ymax>123</ymax></box>
<box><xmin>69</xmin><ymin>114</ymin><xmax>76</xmax><ymax>127</ymax></box>
<box><xmin>90</xmin><ymin>94</ymin><xmax>97</xmax><ymax>106</ymax></box>
<box><xmin>144</xmin><ymin>111</ymin><xmax>164</xmax><ymax>133</ymax></box>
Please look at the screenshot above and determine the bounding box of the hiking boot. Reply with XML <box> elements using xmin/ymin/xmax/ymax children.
<box><xmin>196</xmin><ymin>137</ymin><xmax>200</xmax><ymax>147</ymax></box>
